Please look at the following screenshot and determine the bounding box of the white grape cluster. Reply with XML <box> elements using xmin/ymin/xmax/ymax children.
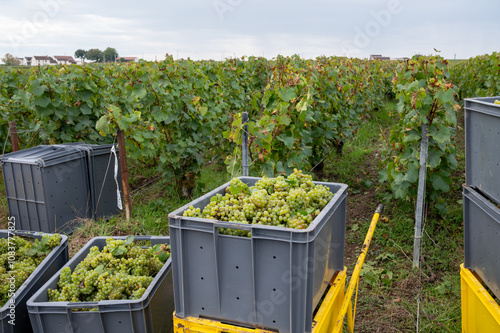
<box><xmin>47</xmin><ymin>237</ymin><xmax>170</xmax><ymax>306</ymax></box>
<box><xmin>183</xmin><ymin>169</ymin><xmax>334</xmax><ymax>234</ymax></box>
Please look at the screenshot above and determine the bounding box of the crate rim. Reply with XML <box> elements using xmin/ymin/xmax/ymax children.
<box><xmin>26</xmin><ymin>235</ymin><xmax>171</xmax><ymax>311</ymax></box>
<box><xmin>0</xmin><ymin>145</ymin><xmax>87</xmax><ymax>167</ymax></box>
<box><xmin>464</xmin><ymin>96</ymin><xmax>500</xmax><ymax>105</ymax></box>
<box><xmin>464</xmin><ymin>96</ymin><xmax>500</xmax><ymax>118</ymax></box>
<box><xmin>168</xmin><ymin>176</ymin><xmax>348</xmax><ymax>234</ymax></box>
<box><xmin>463</xmin><ymin>185</ymin><xmax>500</xmax><ymax>224</ymax></box>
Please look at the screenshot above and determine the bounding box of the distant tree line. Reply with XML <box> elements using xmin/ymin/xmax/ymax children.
<box><xmin>74</xmin><ymin>47</ymin><xmax>121</xmax><ymax>63</ymax></box>
<box><xmin>1</xmin><ymin>53</ymin><xmax>21</xmax><ymax>66</ymax></box>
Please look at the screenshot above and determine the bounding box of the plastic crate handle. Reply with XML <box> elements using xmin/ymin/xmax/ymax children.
<box><xmin>212</xmin><ymin>221</ymin><xmax>253</xmax><ymax>231</ymax></box>
<box><xmin>66</xmin><ymin>302</ymin><xmax>99</xmax><ymax>309</ymax></box>
<box><xmin>12</xmin><ymin>230</ymin><xmax>40</xmax><ymax>237</ymax></box>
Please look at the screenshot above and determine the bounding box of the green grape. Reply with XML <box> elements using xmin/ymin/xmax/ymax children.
<box><xmin>42</xmin><ymin>234</ymin><xmax>62</xmax><ymax>247</ymax></box>
<box><xmin>131</xmin><ymin>287</ymin><xmax>146</xmax><ymax>299</ymax></box>
<box><xmin>47</xmin><ymin>288</ymin><xmax>61</xmax><ymax>302</ymax></box>
<box><xmin>183</xmin><ymin>205</ymin><xmax>202</xmax><ymax>217</ymax></box>
<box><xmin>0</xmin><ymin>234</ymin><xmax>62</xmax><ymax>307</ymax></box>
<box><xmin>58</xmin><ymin>267</ymin><xmax>72</xmax><ymax>288</ymax></box>
<box><xmin>254</xmin><ymin>176</ymin><xmax>276</xmax><ymax>192</ymax></box>
<box><xmin>250</xmin><ymin>189</ymin><xmax>268</xmax><ymax>208</ymax></box>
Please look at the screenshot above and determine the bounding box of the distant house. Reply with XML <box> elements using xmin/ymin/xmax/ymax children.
<box><xmin>369</xmin><ymin>54</ymin><xmax>391</xmax><ymax>60</ymax></box>
<box><xmin>117</xmin><ymin>57</ymin><xmax>139</xmax><ymax>63</ymax></box>
<box><xmin>23</xmin><ymin>57</ymin><xmax>33</xmax><ymax>66</ymax></box>
<box><xmin>32</xmin><ymin>56</ymin><xmax>57</xmax><ymax>66</ymax></box>
<box><xmin>54</xmin><ymin>56</ymin><xmax>77</xmax><ymax>65</ymax></box>
<box><xmin>15</xmin><ymin>58</ymin><xmax>24</xmax><ymax>65</ymax></box>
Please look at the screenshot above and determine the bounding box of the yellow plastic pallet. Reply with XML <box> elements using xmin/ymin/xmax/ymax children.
<box><xmin>461</xmin><ymin>264</ymin><xmax>500</xmax><ymax>332</ymax></box>
<box><xmin>173</xmin><ymin>267</ymin><xmax>347</xmax><ymax>333</ymax></box>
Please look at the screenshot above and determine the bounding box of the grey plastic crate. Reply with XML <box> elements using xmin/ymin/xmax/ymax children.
<box><xmin>0</xmin><ymin>146</ymin><xmax>91</xmax><ymax>233</ymax></box>
<box><xmin>0</xmin><ymin>230</ymin><xmax>69</xmax><ymax>333</ymax></box>
<box><xmin>61</xmin><ymin>144</ymin><xmax>123</xmax><ymax>219</ymax></box>
<box><xmin>168</xmin><ymin>177</ymin><xmax>347</xmax><ymax>333</ymax></box>
<box><xmin>463</xmin><ymin>185</ymin><xmax>500</xmax><ymax>300</ymax></box>
<box><xmin>27</xmin><ymin>236</ymin><xmax>174</xmax><ymax>333</ymax></box>
<box><xmin>465</xmin><ymin>96</ymin><xmax>500</xmax><ymax>205</ymax></box>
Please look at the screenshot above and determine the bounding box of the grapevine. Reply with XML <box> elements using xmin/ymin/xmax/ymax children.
<box><xmin>47</xmin><ymin>237</ymin><xmax>170</xmax><ymax>306</ymax></box>
<box><xmin>0</xmin><ymin>234</ymin><xmax>62</xmax><ymax>307</ymax></box>
<box><xmin>0</xmin><ymin>56</ymin><xmax>394</xmax><ymax>195</ymax></box>
<box><xmin>183</xmin><ymin>169</ymin><xmax>334</xmax><ymax>235</ymax></box>
<box><xmin>450</xmin><ymin>52</ymin><xmax>500</xmax><ymax>99</ymax></box>
<box><xmin>380</xmin><ymin>55</ymin><xmax>459</xmax><ymax>213</ymax></box>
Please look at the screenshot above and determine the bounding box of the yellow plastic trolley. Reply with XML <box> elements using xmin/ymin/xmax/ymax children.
<box><xmin>461</xmin><ymin>264</ymin><xmax>500</xmax><ymax>332</ymax></box>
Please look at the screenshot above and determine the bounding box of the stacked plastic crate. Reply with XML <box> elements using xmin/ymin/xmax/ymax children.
<box><xmin>0</xmin><ymin>144</ymin><xmax>121</xmax><ymax>234</ymax></box>
<box><xmin>462</xmin><ymin>97</ymin><xmax>500</xmax><ymax>331</ymax></box>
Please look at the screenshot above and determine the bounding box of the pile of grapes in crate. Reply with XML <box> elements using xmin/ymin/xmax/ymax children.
<box><xmin>0</xmin><ymin>234</ymin><xmax>62</xmax><ymax>307</ymax></box>
<box><xmin>183</xmin><ymin>169</ymin><xmax>334</xmax><ymax>234</ymax></box>
<box><xmin>47</xmin><ymin>236</ymin><xmax>170</xmax><ymax>305</ymax></box>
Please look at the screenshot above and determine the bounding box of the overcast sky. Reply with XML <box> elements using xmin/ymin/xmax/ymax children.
<box><xmin>0</xmin><ymin>0</ymin><xmax>498</xmax><ymax>61</ymax></box>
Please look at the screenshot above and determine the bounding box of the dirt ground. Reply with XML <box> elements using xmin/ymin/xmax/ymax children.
<box><xmin>342</xmin><ymin>149</ymin><xmax>419</xmax><ymax>332</ymax></box>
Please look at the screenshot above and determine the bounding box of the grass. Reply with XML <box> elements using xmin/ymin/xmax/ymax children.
<box><xmin>0</xmin><ymin>99</ymin><xmax>466</xmax><ymax>331</ymax></box>
<box><xmin>68</xmin><ymin>161</ymin><xmax>231</xmax><ymax>255</ymax></box>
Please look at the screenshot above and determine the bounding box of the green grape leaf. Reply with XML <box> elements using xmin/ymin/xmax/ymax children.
<box><xmin>280</xmin><ymin>87</ymin><xmax>296</xmax><ymax>102</ymax></box>
<box><xmin>296</xmin><ymin>98</ymin><xmax>308</xmax><ymax>112</ymax></box>
<box><xmin>277</xmin><ymin>115</ymin><xmax>291</xmax><ymax>126</ymax></box>
<box><xmin>230</xmin><ymin>182</ymin><xmax>250</xmax><ymax>196</ymax></box>
<box><xmin>210</xmin><ymin>193</ymin><xmax>223</xmax><ymax>203</ymax></box>
<box><xmin>151</xmin><ymin>107</ymin><xmax>169</xmax><ymax>122</ymax></box>
<box><xmin>197</xmin><ymin>106</ymin><xmax>208</xmax><ymax>116</ymax></box>
<box><xmin>131</xmin><ymin>85</ymin><xmax>147</xmax><ymax>101</ymax></box>
<box><xmin>96</xmin><ymin>116</ymin><xmax>113</xmax><ymax>136</ymax></box>
<box><xmin>430</xmin><ymin>173</ymin><xmax>449</xmax><ymax>192</ymax></box>
<box><xmin>277</xmin><ymin>135</ymin><xmax>295</xmax><ymax>149</ymax></box>
<box><xmin>402</xmin><ymin>162</ymin><xmax>419</xmax><ymax>183</ymax></box>
<box><xmin>447</xmin><ymin>154</ymin><xmax>458</xmax><ymax>168</ymax></box>
<box><xmin>111</xmin><ymin>245</ymin><xmax>128</xmax><ymax>256</ymax></box>
<box><xmin>153</xmin><ymin>243</ymin><xmax>170</xmax><ymax>263</ymax></box>
<box><xmin>403</xmin><ymin>130</ymin><xmax>421</xmax><ymax>142</ymax></box>
<box><xmin>428</xmin><ymin>150</ymin><xmax>442</xmax><ymax>169</ymax></box>
<box><xmin>429</xmin><ymin>126</ymin><xmax>450</xmax><ymax>144</ymax></box>
<box><xmin>28</xmin><ymin>83</ymin><xmax>46</xmax><ymax>97</ymax></box>
<box><xmin>124</xmin><ymin>235</ymin><xmax>135</xmax><ymax>246</ymax></box>
<box><xmin>35</xmin><ymin>96</ymin><xmax>51</xmax><ymax>108</ymax></box>
<box><xmin>435</xmin><ymin>89</ymin><xmax>454</xmax><ymax>104</ymax></box>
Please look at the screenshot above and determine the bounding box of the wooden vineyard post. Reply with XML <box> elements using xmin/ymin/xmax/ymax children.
<box><xmin>117</xmin><ymin>129</ymin><xmax>132</xmax><ymax>221</ymax></box>
<box><xmin>9</xmin><ymin>121</ymin><xmax>20</xmax><ymax>152</ymax></box>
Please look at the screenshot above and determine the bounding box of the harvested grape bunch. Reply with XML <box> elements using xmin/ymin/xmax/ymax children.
<box><xmin>183</xmin><ymin>169</ymin><xmax>334</xmax><ymax>234</ymax></box>
<box><xmin>47</xmin><ymin>236</ymin><xmax>170</xmax><ymax>305</ymax></box>
<box><xmin>0</xmin><ymin>233</ymin><xmax>62</xmax><ymax>307</ymax></box>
